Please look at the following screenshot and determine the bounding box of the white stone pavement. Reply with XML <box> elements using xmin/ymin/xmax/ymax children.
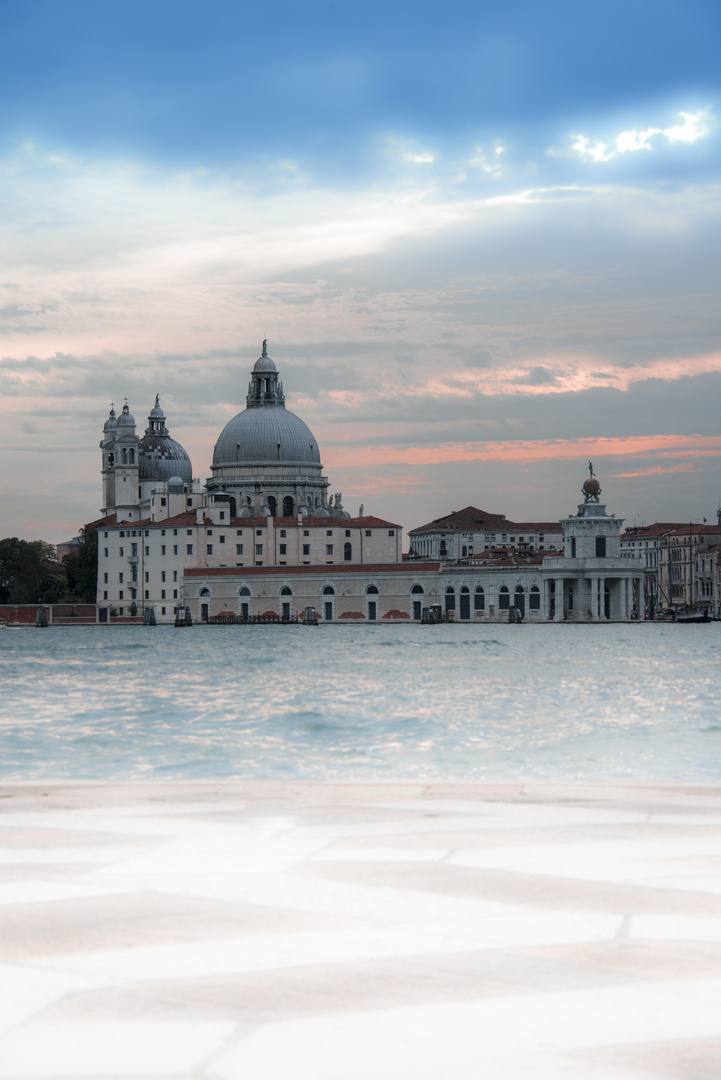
<box><xmin>2</xmin><ymin>780</ymin><xmax>721</xmax><ymax>1079</ymax></box>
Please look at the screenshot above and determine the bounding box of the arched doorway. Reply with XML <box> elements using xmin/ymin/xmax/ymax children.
<box><xmin>366</xmin><ymin>584</ymin><xmax>378</xmax><ymax>621</ymax></box>
<box><xmin>267</xmin><ymin>495</ymin><xmax>277</xmax><ymax>517</ymax></box>
<box><xmin>322</xmin><ymin>585</ymin><xmax>335</xmax><ymax>621</ymax></box>
<box><xmin>459</xmin><ymin>586</ymin><xmax>470</xmax><ymax>620</ymax></box>
<box><xmin>498</xmin><ymin>586</ymin><xmax>510</xmax><ymax>610</ymax></box>
<box><xmin>444</xmin><ymin>586</ymin><xmax>455</xmax><ymax>614</ymax></box>
<box><xmin>199</xmin><ymin>587</ymin><xmax>210</xmax><ymax>622</ymax></box>
<box><xmin>280</xmin><ymin>585</ymin><xmax>292</xmax><ymax>621</ymax></box>
<box><xmin>474</xmin><ymin>587</ymin><xmax>484</xmax><ymax>613</ymax></box>
<box><xmin>283</xmin><ymin>496</ymin><xmax>294</xmax><ymax>517</ymax></box>
<box><xmin>239</xmin><ymin>586</ymin><xmax>251</xmax><ymax>620</ymax></box>
<box><xmin>411</xmin><ymin>583</ymin><xmax>423</xmax><ymax>621</ymax></box>
<box><xmin>514</xmin><ymin>586</ymin><xmax>525</xmax><ymax>617</ymax></box>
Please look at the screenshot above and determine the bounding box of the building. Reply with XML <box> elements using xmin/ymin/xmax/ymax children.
<box><xmin>656</xmin><ymin>523</ymin><xmax>721</xmax><ymax>613</ymax></box>
<box><xmin>408</xmin><ymin>507</ymin><xmax>563</xmax><ymax>560</ymax></box>
<box><xmin>96</xmin><ymin>343</ymin><xmax>400</xmax><ymax>622</ymax></box>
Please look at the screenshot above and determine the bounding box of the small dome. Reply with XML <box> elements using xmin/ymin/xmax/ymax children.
<box><xmin>139</xmin><ymin>434</ymin><xmax>193</xmax><ymax>482</ymax></box>
<box><xmin>253</xmin><ymin>354</ymin><xmax>277</xmax><ymax>373</ymax></box>
<box><xmin>103</xmin><ymin>406</ymin><xmax>117</xmax><ymax>433</ymax></box>
<box><xmin>167</xmin><ymin>475</ymin><xmax>185</xmax><ymax>494</ymax></box>
<box><xmin>149</xmin><ymin>394</ymin><xmax>165</xmax><ymax>420</ymax></box>
<box><xmin>117</xmin><ymin>403</ymin><xmax>135</xmax><ymax>426</ymax></box>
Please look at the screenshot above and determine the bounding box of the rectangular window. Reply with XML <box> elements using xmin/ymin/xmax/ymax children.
<box><xmin>304</xmin><ymin>530</ymin><xmax>309</xmax><ymax>537</ymax></box>
<box><xmin>119</xmin><ymin>590</ymin><xmax>124</xmax><ymax>600</ymax></box>
<box><xmin>365</xmin><ymin>530</ymin><xmax>371</xmax><ymax>537</ymax></box>
<box><xmin>206</xmin><ymin>544</ymin><xmax>213</xmax><ymax>555</ymax></box>
<box><xmin>236</xmin><ymin>544</ymin><xmax>243</xmax><ymax>555</ymax></box>
<box><xmin>104</xmin><ymin>548</ymin><xmax>108</xmax><ymax>557</ymax></box>
<box><xmin>173</xmin><ymin>529</ymin><xmax>177</xmax><ymax>535</ymax></box>
<box><xmin>145</xmin><ymin>590</ymin><xmax>149</xmax><ymax>600</ymax></box>
<box><xmin>173</xmin><ymin>571</ymin><xmax>178</xmax><ymax>581</ymax></box>
<box><xmin>280</xmin><ymin>529</ymin><xmax>286</xmax><ymax>537</ymax></box>
<box><xmin>119</xmin><ymin>547</ymin><xmax>124</xmax><ymax>557</ymax></box>
<box><xmin>161</xmin><ymin>607</ymin><xmax>166</xmax><ymax>615</ymax></box>
<box><xmin>104</xmin><ymin>531</ymin><xmax>108</xmax><ymax>538</ymax></box>
<box><xmin>120</xmin><ymin>531</ymin><xmax>125</xmax><ymax>538</ymax></box>
<box><xmin>161</xmin><ymin>571</ymin><xmax>166</xmax><ymax>582</ymax></box>
<box><xmin>236</xmin><ymin>529</ymin><xmax>243</xmax><ymax>535</ymax></box>
<box><xmin>130</xmin><ymin>589</ymin><xmax>136</xmax><ymax>599</ymax></box>
<box><xmin>118</xmin><ymin>608</ymin><xmax>123</xmax><ymax>616</ymax></box>
<box><xmin>145</xmin><ymin>530</ymin><xmax>149</xmax><ymax>537</ymax></box>
<box><xmin>596</xmin><ymin>536</ymin><xmax>607</xmax><ymax>558</ymax></box>
<box><xmin>326</xmin><ymin>545</ymin><xmax>333</xmax><ymax>555</ymax></box>
<box><xmin>173</xmin><ymin>545</ymin><xmax>178</xmax><ymax>555</ymax></box>
<box><xmin>103</xmin><ymin>573</ymin><xmax>108</xmax><ymax>583</ymax></box>
<box><xmin>173</xmin><ymin>589</ymin><xmax>178</xmax><ymax>598</ymax></box>
<box><xmin>145</xmin><ymin>571</ymin><xmax>149</xmax><ymax>582</ymax></box>
<box><xmin>118</xmin><ymin>572</ymin><xmax>124</xmax><ymax>583</ymax></box>
<box><xmin>255</xmin><ymin>544</ymin><xmax>263</xmax><ymax>555</ymax></box>
<box><xmin>103</xmin><ymin>591</ymin><xmax>108</xmax><ymax>600</ymax></box>
<box><xmin>345</xmin><ymin>529</ymin><xmax>351</xmax><ymax>537</ymax></box>
<box><xmin>388</xmin><ymin>530</ymin><xmax>395</xmax><ymax>536</ymax></box>
<box><xmin>187</xmin><ymin>529</ymin><xmax>193</xmax><ymax>535</ymax></box>
<box><xmin>161</xmin><ymin>529</ymin><xmax>166</xmax><ymax>536</ymax></box>
<box><xmin>256</xmin><ymin>529</ymin><xmax>262</xmax><ymax>536</ymax></box>
<box><xmin>161</xmin><ymin>545</ymin><xmax>166</xmax><ymax>555</ymax></box>
<box><xmin>219</xmin><ymin>511</ymin><xmax>225</xmax><ymax>520</ymax></box>
<box><xmin>206</xmin><ymin>529</ymin><xmax>213</xmax><ymax>536</ymax></box>
<box><xmin>279</xmin><ymin>544</ymin><xmax>287</xmax><ymax>555</ymax></box>
<box><xmin>219</xmin><ymin>535</ymin><xmax>226</xmax><ymax>544</ymax></box>
<box><xmin>144</xmin><ymin>546</ymin><xmax>149</xmax><ymax>556</ymax></box>
<box><xmin>161</xmin><ymin>589</ymin><xmax>166</xmax><ymax>599</ymax></box>
<box><xmin>327</xmin><ymin>530</ymin><xmax>333</xmax><ymax>536</ymax></box>
<box><xmin>303</xmin><ymin>544</ymin><xmax>310</xmax><ymax>555</ymax></box>
<box><xmin>161</xmin><ymin>499</ymin><xmax>166</xmax><ymax>507</ymax></box>
<box><xmin>187</xmin><ymin>544</ymin><xmax>193</xmax><ymax>555</ymax></box>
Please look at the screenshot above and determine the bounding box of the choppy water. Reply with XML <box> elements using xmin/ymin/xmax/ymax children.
<box><xmin>0</xmin><ymin>623</ymin><xmax>720</xmax><ymax>781</ymax></box>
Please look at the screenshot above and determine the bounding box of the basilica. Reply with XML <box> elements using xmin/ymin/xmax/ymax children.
<box><xmin>95</xmin><ymin>342</ymin><xmax>643</xmax><ymax>623</ymax></box>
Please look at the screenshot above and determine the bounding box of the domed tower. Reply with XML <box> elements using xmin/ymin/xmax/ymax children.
<box><xmin>100</xmin><ymin>404</ymin><xmax>117</xmax><ymax>514</ymax></box>
<box><xmin>207</xmin><ymin>341</ymin><xmax>338</xmax><ymax>518</ymax></box>
<box><xmin>112</xmin><ymin>401</ymin><xmax>141</xmax><ymax>519</ymax></box>
<box><xmin>137</xmin><ymin>395</ymin><xmax>193</xmax><ymax>502</ymax></box>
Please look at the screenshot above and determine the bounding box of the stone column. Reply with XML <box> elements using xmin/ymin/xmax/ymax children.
<box><xmin>542</xmin><ymin>579</ymin><xmax>551</xmax><ymax>621</ymax></box>
<box><xmin>555</xmin><ymin>577</ymin><xmax>564</xmax><ymax>620</ymax></box>
<box><xmin>599</xmin><ymin>576</ymin><xmax>606</xmax><ymax>619</ymax></box>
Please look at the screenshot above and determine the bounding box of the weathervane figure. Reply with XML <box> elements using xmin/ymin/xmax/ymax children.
<box><xmin>589</xmin><ymin>461</ymin><xmax>595</xmax><ymax>478</ymax></box>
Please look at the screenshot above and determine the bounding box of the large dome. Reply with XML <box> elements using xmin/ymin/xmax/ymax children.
<box><xmin>212</xmin><ymin>407</ymin><xmax>320</xmax><ymax>467</ymax></box>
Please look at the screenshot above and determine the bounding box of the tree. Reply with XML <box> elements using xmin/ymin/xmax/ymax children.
<box><xmin>0</xmin><ymin>538</ymin><xmax>62</xmax><ymax>603</ymax></box>
<box><xmin>62</xmin><ymin>527</ymin><xmax>99</xmax><ymax>603</ymax></box>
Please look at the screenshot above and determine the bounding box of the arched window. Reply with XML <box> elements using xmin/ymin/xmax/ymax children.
<box><xmin>199</xmin><ymin>588</ymin><xmax>210</xmax><ymax>597</ymax></box>
<box><xmin>283</xmin><ymin>496</ymin><xmax>294</xmax><ymax>517</ymax></box>
<box><xmin>128</xmin><ymin>449</ymin><xmax>135</xmax><ymax>464</ymax></box>
<box><xmin>515</xmin><ymin>586</ymin><xmax>524</xmax><ymax>595</ymax></box>
<box><xmin>344</xmin><ymin>542</ymin><xmax>352</xmax><ymax>561</ymax></box>
<box><xmin>411</xmin><ymin>584</ymin><xmax>424</xmax><ymax>594</ymax></box>
<box><xmin>468</xmin><ymin>546</ymin><xmax>473</xmax><ymax>556</ymax></box>
<box><xmin>462</xmin><ymin>545</ymin><xmax>467</xmax><ymax>557</ymax></box>
<box><xmin>267</xmin><ymin>495</ymin><xmax>277</xmax><ymax>516</ymax></box>
<box><xmin>460</xmin><ymin>586</ymin><xmax>469</xmax><ymax>593</ymax></box>
<box><xmin>280</xmin><ymin>586</ymin><xmax>292</xmax><ymax>596</ymax></box>
<box><xmin>474</xmin><ymin>586</ymin><xmax>485</xmax><ymax>611</ymax></box>
<box><xmin>121</xmin><ymin>448</ymin><xmax>128</xmax><ymax>464</ymax></box>
<box><xmin>444</xmin><ymin>586</ymin><xmax>455</xmax><ymax>611</ymax></box>
<box><xmin>239</xmin><ymin>587</ymin><xmax>251</xmax><ymax>596</ymax></box>
<box><xmin>439</xmin><ymin>540</ymin><xmax>447</xmax><ymax>556</ymax></box>
<box><xmin>366</xmin><ymin>584</ymin><xmax>379</xmax><ymax>594</ymax></box>
<box><xmin>498</xmin><ymin>585</ymin><xmax>510</xmax><ymax>610</ymax></box>
<box><xmin>529</xmin><ymin>585</ymin><xmax>541</xmax><ymax>610</ymax></box>
<box><xmin>322</xmin><ymin>585</ymin><xmax>335</xmax><ymax>595</ymax></box>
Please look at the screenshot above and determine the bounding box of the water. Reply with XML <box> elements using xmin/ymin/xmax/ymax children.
<box><xmin>0</xmin><ymin>623</ymin><xmax>720</xmax><ymax>781</ymax></box>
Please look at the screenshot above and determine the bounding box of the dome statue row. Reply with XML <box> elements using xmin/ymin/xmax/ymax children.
<box><xmin>100</xmin><ymin>342</ymin><xmax>348</xmax><ymax>519</ymax></box>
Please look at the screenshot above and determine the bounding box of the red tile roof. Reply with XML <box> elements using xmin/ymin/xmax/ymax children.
<box><xmin>410</xmin><ymin>506</ymin><xmax>561</xmax><ymax>534</ymax></box>
<box><xmin>185</xmin><ymin>562</ymin><xmax>439</xmax><ymax>578</ymax></box>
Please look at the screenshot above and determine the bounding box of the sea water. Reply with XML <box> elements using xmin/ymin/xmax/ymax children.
<box><xmin>0</xmin><ymin>623</ymin><xmax>720</xmax><ymax>781</ymax></box>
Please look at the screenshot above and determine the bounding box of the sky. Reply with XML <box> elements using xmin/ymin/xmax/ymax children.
<box><xmin>1</xmin><ymin>0</ymin><xmax>720</xmax><ymax>544</ymax></box>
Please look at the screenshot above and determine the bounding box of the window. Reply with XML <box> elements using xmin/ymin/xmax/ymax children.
<box><xmin>365</xmin><ymin>529</ymin><xmax>372</xmax><ymax>537</ymax></box>
<box><xmin>187</xmin><ymin>544</ymin><xmax>193</xmax><ymax>555</ymax></box>
<box><xmin>173</xmin><ymin>545</ymin><xmax>178</xmax><ymax>555</ymax></box>
<box><xmin>119</xmin><ymin>590</ymin><xmax>124</xmax><ymax>600</ymax></box>
<box><xmin>236</xmin><ymin>544</ymin><xmax>243</xmax><ymax>555</ymax></box>
<box><xmin>161</xmin><ymin>571</ymin><xmax>166</xmax><ymax>582</ymax></box>
<box><xmin>388</xmin><ymin>530</ymin><xmax>395</xmax><ymax>537</ymax></box>
<box><xmin>366</xmin><ymin>585</ymin><xmax>379</xmax><ymax>594</ymax></box>
<box><xmin>119</xmin><ymin>547</ymin><xmax>124</xmax><ymax>557</ymax></box>
<box><xmin>145</xmin><ymin>591</ymin><xmax>149</xmax><ymax>600</ymax></box>
<box><xmin>161</xmin><ymin>590</ymin><xmax>166</xmax><ymax>599</ymax></box>
<box><xmin>173</xmin><ymin>571</ymin><xmax>178</xmax><ymax>581</ymax></box>
<box><xmin>326</xmin><ymin>545</ymin><xmax>333</xmax><ymax>555</ymax></box>
<box><xmin>161</xmin><ymin>607</ymin><xmax>166</xmax><ymax>615</ymax></box>
<box><xmin>256</xmin><ymin>529</ymin><xmax>262</xmax><ymax>536</ymax></box>
<box><xmin>303</xmin><ymin>544</ymin><xmax>310</xmax><ymax>555</ymax></box>
<box><xmin>474</xmin><ymin>587</ymin><xmax>485</xmax><ymax>611</ymax></box>
<box><xmin>161</xmin><ymin>545</ymin><xmax>166</xmax><ymax>555</ymax></box>
<box><xmin>145</xmin><ymin>530</ymin><xmax>149</xmax><ymax>537</ymax></box>
<box><xmin>103</xmin><ymin>591</ymin><xmax>108</xmax><ymax>600</ymax></box>
<box><xmin>207</xmin><ymin>545</ymin><xmax>213</xmax><ymax>555</ymax></box>
<box><xmin>255</xmin><ymin>544</ymin><xmax>263</xmax><ymax>555</ymax></box>
<box><xmin>173</xmin><ymin>589</ymin><xmax>177</xmax><ymax>598</ymax></box>
<box><xmin>187</xmin><ymin>529</ymin><xmax>193</xmax><ymax>535</ymax></box>
<box><xmin>280</xmin><ymin>529</ymin><xmax>286</xmax><ymax>537</ymax></box>
<box><xmin>219</xmin><ymin>511</ymin><xmax>225</xmax><ymax>520</ymax></box>
<box><xmin>240</xmin><ymin>587</ymin><xmax>251</xmax><ymax>596</ymax></box>
<box><xmin>236</xmin><ymin>529</ymin><xmax>243</xmax><ymax>535</ymax></box>
<box><xmin>118</xmin><ymin>572</ymin><xmax>124</xmax><ymax>583</ymax></box>
<box><xmin>304</xmin><ymin>530</ymin><xmax>309</xmax><ymax>537</ymax></box>
<box><xmin>344</xmin><ymin>542</ymin><xmax>351</xmax><ymax>561</ymax></box>
<box><xmin>161</xmin><ymin>499</ymin><xmax>166</xmax><ymax>507</ymax></box>
<box><xmin>326</xmin><ymin>530</ymin><xmax>333</xmax><ymax>536</ymax></box>
<box><xmin>104</xmin><ymin>548</ymin><xmax>108</xmax><ymax>557</ymax></box>
<box><xmin>280</xmin><ymin>544</ymin><xmax>287</xmax><ymax>555</ymax></box>
<box><xmin>280</xmin><ymin>586</ymin><xmax>292</xmax><ymax>596</ymax></box>
<box><xmin>411</xmin><ymin>584</ymin><xmax>423</xmax><ymax>594</ymax></box>
<box><xmin>207</xmin><ymin>529</ymin><xmax>213</xmax><ymax>536</ymax></box>
<box><xmin>498</xmin><ymin>586</ymin><xmax>510</xmax><ymax>610</ymax></box>
<box><xmin>145</xmin><ymin>571</ymin><xmax>149</xmax><ymax>582</ymax></box>
<box><xmin>144</xmin><ymin>546</ymin><xmax>149</xmax><ymax>556</ymax></box>
<box><xmin>444</xmin><ymin>587</ymin><xmax>455</xmax><ymax>611</ymax></box>
<box><xmin>104</xmin><ymin>531</ymin><xmax>108</xmax><ymax>538</ymax></box>
<box><xmin>570</xmin><ymin>538</ymin><xmax>576</xmax><ymax>558</ymax></box>
<box><xmin>345</xmin><ymin>530</ymin><xmax>351</xmax><ymax>537</ymax></box>
<box><xmin>323</xmin><ymin>586</ymin><xmax>335</xmax><ymax>595</ymax></box>
<box><xmin>219</xmin><ymin>535</ymin><xmax>226</xmax><ymax>544</ymax></box>
<box><xmin>596</xmin><ymin>536</ymin><xmax>606</xmax><ymax>558</ymax></box>
<box><xmin>103</xmin><ymin>573</ymin><xmax>108</xmax><ymax>583</ymax></box>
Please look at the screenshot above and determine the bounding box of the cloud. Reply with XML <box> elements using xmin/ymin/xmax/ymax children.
<box><xmin>567</xmin><ymin>110</ymin><xmax>713</xmax><ymax>164</ymax></box>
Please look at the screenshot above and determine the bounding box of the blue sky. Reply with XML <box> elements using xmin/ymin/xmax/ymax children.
<box><xmin>1</xmin><ymin>0</ymin><xmax>720</xmax><ymax>540</ymax></box>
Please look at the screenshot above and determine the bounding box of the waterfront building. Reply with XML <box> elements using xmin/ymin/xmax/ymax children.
<box><xmin>408</xmin><ymin>507</ymin><xmax>562</xmax><ymax>560</ymax></box>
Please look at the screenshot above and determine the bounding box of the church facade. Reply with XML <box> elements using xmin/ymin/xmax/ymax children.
<box><xmin>95</xmin><ymin>343</ymin><xmax>642</xmax><ymax>623</ymax></box>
